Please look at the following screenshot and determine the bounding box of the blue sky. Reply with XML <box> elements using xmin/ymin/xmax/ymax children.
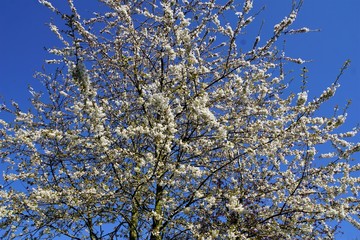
<box><xmin>0</xmin><ymin>0</ymin><xmax>359</xmax><ymax>239</ymax></box>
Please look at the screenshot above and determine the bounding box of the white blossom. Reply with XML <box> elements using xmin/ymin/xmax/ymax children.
<box><xmin>297</xmin><ymin>91</ymin><xmax>308</xmax><ymax>105</ymax></box>
<box><xmin>0</xmin><ymin>1</ymin><xmax>358</xmax><ymax>239</ymax></box>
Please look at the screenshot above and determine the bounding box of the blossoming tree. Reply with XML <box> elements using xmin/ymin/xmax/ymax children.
<box><xmin>0</xmin><ymin>0</ymin><xmax>359</xmax><ymax>239</ymax></box>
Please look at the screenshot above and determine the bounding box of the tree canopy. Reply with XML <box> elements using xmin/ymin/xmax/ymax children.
<box><xmin>0</xmin><ymin>0</ymin><xmax>359</xmax><ymax>239</ymax></box>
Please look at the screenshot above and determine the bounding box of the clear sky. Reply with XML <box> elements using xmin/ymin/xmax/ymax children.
<box><xmin>0</xmin><ymin>0</ymin><xmax>359</xmax><ymax>239</ymax></box>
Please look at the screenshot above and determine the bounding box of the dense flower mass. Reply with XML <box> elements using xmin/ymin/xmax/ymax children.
<box><xmin>0</xmin><ymin>0</ymin><xmax>359</xmax><ymax>239</ymax></box>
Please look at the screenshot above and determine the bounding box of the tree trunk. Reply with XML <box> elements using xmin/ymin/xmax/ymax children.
<box><xmin>129</xmin><ymin>194</ymin><xmax>139</xmax><ymax>240</ymax></box>
<box><xmin>150</xmin><ymin>184</ymin><xmax>163</xmax><ymax>240</ymax></box>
